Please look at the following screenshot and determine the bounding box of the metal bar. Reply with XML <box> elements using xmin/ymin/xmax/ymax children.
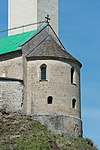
<box><xmin>0</xmin><ymin>21</ymin><xmax>46</xmax><ymax>33</ymax></box>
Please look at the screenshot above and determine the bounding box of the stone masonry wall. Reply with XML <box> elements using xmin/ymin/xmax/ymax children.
<box><xmin>24</xmin><ymin>59</ymin><xmax>82</xmax><ymax>137</ymax></box>
<box><xmin>0</xmin><ymin>56</ymin><xmax>23</xmax><ymax>80</ymax></box>
<box><xmin>25</xmin><ymin>59</ymin><xmax>81</xmax><ymax>118</ymax></box>
<box><xmin>0</xmin><ymin>80</ymin><xmax>23</xmax><ymax>112</ymax></box>
<box><xmin>34</xmin><ymin>115</ymin><xmax>82</xmax><ymax>137</ymax></box>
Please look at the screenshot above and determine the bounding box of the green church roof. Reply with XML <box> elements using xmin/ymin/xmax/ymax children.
<box><xmin>0</xmin><ymin>30</ymin><xmax>37</xmax><ymax>55</ymax></box>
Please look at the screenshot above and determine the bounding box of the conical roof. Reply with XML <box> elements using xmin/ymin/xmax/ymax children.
<box><xmin>26</xmin><ymin>34</ymin><xmax>82</xmax><ymax>67</ymax></box>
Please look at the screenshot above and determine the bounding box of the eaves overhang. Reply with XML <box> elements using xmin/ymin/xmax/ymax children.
<box><xmin>26</xmin><ymin>56</ymin><xmax>82</xmax><ymax>68</ymax></box>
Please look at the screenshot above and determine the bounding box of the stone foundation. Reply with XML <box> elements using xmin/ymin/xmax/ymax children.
<box><xmin>34</xmin><ymin>115</ymin><xmax>82</xmax><ymax>138</ymax></box>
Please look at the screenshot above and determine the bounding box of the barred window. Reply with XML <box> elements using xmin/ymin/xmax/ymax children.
<box><xmin>40</xmin><ymin>64</ymin><xmax>47</xmax><ymax>80</ymax></box>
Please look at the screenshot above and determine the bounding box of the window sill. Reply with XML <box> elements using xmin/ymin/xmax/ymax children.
<box><xmin>39</xmin><ymin>79</ymin><xmax>48</xmax><ymax>82</ymax></box>
<box><xmin>71</xmin><ymin>83</ymin><xmax>77</xmax><ymax>86</ymax></box>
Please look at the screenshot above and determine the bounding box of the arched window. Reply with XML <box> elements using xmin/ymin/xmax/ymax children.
<box><xmin>71</xmin><ymin>67</ymin><xmax>74</xmax><ymax>84</ymax></box>
<box><xmin>40</xmin><ymin>64</ymin><xmax>47</xmax><ymax>80</ymax></box>
<box><xmin>72</xmin><ymin>99</ymin><xmax>76</xmax><ymax>109</ymax></box>
<box><xmin>47</xmin><ymin>96</ymin><xmax>53</xmax><ymax>104</ymax></box>
<box><xmin>71</xmin><ymin>67</ymin><xmax>76</xmax><ymax>85</ymax></box>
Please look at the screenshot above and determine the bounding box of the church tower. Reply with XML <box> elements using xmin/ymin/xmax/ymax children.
<box><xmin>8</xmin><ymin>0</ymin><xmax>58</xmax><ymax>35</ymax></box>
<box><xmin>0</xmin><ymin>0</ymin><xmax>82</xmax><ymax>137</ymax></box>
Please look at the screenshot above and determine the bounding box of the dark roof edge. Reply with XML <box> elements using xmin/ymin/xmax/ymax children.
<box><xmin>19</xmin><ymin>23</ymin><xmax>82</xmax><ymax>68</ymax></box>
<box><xmin>20</xmin><ymin>23</ymin><xmax>49</xmax><ymax>46</ymax></box>
<box><xmin>0</xmin><ymin>49</ymin><xmax>22</xmax><ymax>57</ymax></box>
<box><xmin>48</xmin><ymin>24</ymin><xmax>65</xmax><ymax>50</ymax></box>
<box><xmin>20</xmin><ymin>23</ymin><xmax>65</xmax><ymax>50</ymax></box>
<box><xmin>0</xmin><ymin>77</ymin><xmax>23</xmax><ymax>83</ymax></box>
<box><xmin>26</xmin><ymin>56</ymin><xmax>82</xmax><ymax>68</ymax></box>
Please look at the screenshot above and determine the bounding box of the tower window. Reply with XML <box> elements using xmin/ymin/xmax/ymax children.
<box><xmin>47</xmin><ymin>96</ymin><xmax>53</xmax><ymax>104</ymax></box>
<box><xmin>71</xmin><ymin>67</ymin><xmax>76</xmax><ymax>85</ymax></box>
<box><xmin>40</xmin><ymin>64</ymin><xmax>47</xmax><ymax>80</ymax></box>
<box><xmin>72</xmin><ymin>99</ymin><xmax>76</xmax><ymax>109</ymax></box>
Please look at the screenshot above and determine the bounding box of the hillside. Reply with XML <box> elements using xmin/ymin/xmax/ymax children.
<box><xmin>0</xmin><ymin>112</ymin><xmax>98</xmax><ymax>150</ymax></box>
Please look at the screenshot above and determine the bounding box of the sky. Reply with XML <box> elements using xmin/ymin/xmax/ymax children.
<box><xmin>59</xmin><ymin>1</ymin><xmax>100</xmax><ymax>149</ymax></box>
<box><xmin>0</xmin><ymin>0</ymin><xmax>8</xmax><ymax>37</ymax></box>
<box><xmin>0</xmin><ymin>0</ymin><xmax>100</xmax><ymax>149</ymax></box>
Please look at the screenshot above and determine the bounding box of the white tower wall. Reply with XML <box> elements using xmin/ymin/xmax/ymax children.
<box><xmin>8</xmin><ymin>0</ymin><xmax>58</xmax><ymax>35</ymax></box>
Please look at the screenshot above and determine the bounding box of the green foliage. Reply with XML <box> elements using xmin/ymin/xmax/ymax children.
<box><xmin>0</xmin><ymin>113</ymin><xmax>98</xmax><ymax>150</ymax></box>
<box><xmin>14</xmin><ymin>125</ymin><xmax>51</xmax><ymax>150</ymax></box>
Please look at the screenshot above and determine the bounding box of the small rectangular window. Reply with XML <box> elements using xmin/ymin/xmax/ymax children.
<box><xmin>72</xmin><ymin>99</ymin><xmax>76</xmax><ymax>109</ymax></box>
<box><xmin>47</xmin><ymin>96</ymin><xmax>53</xmax><ymax>104</ymax></box>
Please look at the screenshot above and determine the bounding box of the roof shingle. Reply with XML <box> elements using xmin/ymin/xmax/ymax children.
<box><xmin>27</xmin><ymin>35</ymin><xmax>82</xmax><ymax>67</ymax></box>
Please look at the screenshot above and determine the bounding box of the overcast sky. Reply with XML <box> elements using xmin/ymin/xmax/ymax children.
<box><xmin>0</xmin><ymin>0</ymin><xmax>100</xmax><ymax>149</ymax></box>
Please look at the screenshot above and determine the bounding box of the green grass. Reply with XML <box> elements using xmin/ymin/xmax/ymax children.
<box><xmin>0</xmin><ymin>113</ymin><xmax>98</xmax><ymax>150</ymax></box>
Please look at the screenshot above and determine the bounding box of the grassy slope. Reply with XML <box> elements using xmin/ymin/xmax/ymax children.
<box><xmin>0</xmin><ymin>112</ymin><xmax>98</xmax><ymax>150</ymax></box>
